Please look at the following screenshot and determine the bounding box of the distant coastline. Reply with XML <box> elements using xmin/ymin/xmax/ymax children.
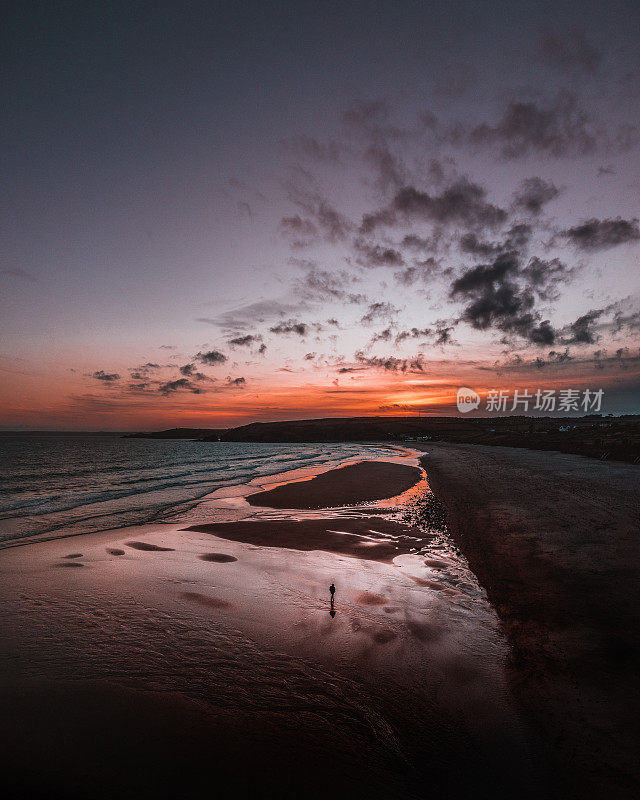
<box><xmin>124</xmin><ymin>414</ymin><xmax>640</xmax><ymax>464</ymax></box>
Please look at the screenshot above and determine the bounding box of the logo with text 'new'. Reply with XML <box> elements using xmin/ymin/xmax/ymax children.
<box><xmin>456</xmin><ymin>387</ymin><xmax>480</xmax><ymax>413</ymax></box>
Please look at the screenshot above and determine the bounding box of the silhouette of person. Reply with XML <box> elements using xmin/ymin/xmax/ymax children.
<box><xmin>329</xmin><ymin>583</ymin><xmax>335</xmax><ymax>604</ymax></box>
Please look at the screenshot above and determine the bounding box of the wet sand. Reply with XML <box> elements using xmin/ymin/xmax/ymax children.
<box><xmin>185</xmin><ymin>517</ymin><xmax>428</xmax><ymax>562</ymax></box>
<box><xmin>418</xmin><ymin>442</ymin><xmax>640</xmax><ymax>800</ymax></box>
<box><xmin>0</xmin><ymin>455</ymin><xmax>545</xmax><ymax>800</ymax></box>
<box><xmin>246</xmin><ymin>459</ymin><xmax>422</xmax><ymax>508</ymax></box>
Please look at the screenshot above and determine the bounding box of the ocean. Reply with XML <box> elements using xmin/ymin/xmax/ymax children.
<box><xmin>0</xmin><ymin>433</ymin><xmax>394</xmax><ymax>544</ymax></box>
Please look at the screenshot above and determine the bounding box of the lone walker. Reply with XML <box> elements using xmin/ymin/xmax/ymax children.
<box><xmin>329</xmin><ymin>583</ymin><xmax>335</xmax><ymax>605</ymax></box>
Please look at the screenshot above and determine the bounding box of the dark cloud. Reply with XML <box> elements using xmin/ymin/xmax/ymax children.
<box><xmin>512</xmin><ymin>178</ymin><xmax>559</xmax><ymax>215</ymax></box>
<box><xmin>179</xmin><ymin>364</ymin><xmax>210</xmax><ymax>381</ymax></box>
<box><xmin>353</xmin><ymin>238</ymin><xmax>404</xmax><ymax>267</ymax></box>
<box><xmin>360</xmin><ymin>207</ymin><xmax>397</xmax><ymax>234</ymax></box>
<box><xmin>196</xmin><ymin>350</ymin><xmax>228</xmax><ymax>365</ymax></box>
<box><xmin>561</xmin><ymin>217</ymin><xmax>640</xmax><ymax>251</ymax></box>
<box><xmin>459</xmin><ymin>223</ymin><xmax>533</xmax><ymax>258</ymax></box>
<box><xmin>314</xmin><ymin>203</ymin><xmax>352</xmax><ymax>241</ymax></box>
<box><xmin>563</xmin><ymin>309</ymin><xmax>604</xmax><ymax>344</ymax></box>
<box><xmin>393</xmin><ymin>267</ymin><xmax>418</xmax><ymax>286</ymax></box>
<box><xmin>394</xmin><ymin>327</ymin><xmax>433</xmax><ymax>343</ymax></box>
<box><xmin>393</xmin><ymin>258</ymin><xmax>440</xmax><ymax>286</ymax></box>
<box><xmin>285</xmin><ymin>181</ymin><xmax>352</xmax><ymax>244</ymax></box>
<box><xmin>612</xmin><ymin>308</ymin><xmax>640</xmax><ymax>334</ymax></box>
<box><xmin>360</xmin><ymin>302</ymin><xmax>399</xmax><ymax>324</ymax></box>
<box><xmin>201</xmin><ymin>300</ymin><xmax>305</xmax><ymax>332</ymax></box>
<box><xmin>279</xmin><ymin>215</ymin><xmax>318</xmax><ymax>247</ymax></box>
<box><xmin>363</xmin><ymin>143</ymin><xmax>406</xmax><ymax>192</ymax></box>
<box><xmin>451</xmin><ymin>252</ymin><xmax>519</xmax><ymax>295</ymax></box>
<box><xmin>521</xmin><ymin>256</ymin><xmax>569</xmax><ymax>300</ymax></box>
<box><xmin>158</xmin><ymin>378</ymin><xmax>201</xmax><ymax>395</ymax></box>
<box><xmin>487</xmin><ymin>347</ymin><xmax>640</xmax><ymax>375</ymax></box>
<box><xmin>433</xmin><ymin>322</ymin><xmax>456</xmax><ymax>345</ymax></box>
<box><xmin>129</xmin><ymin>363</ymin><xmax>161</xmax><ymax>381</ymax></box>
<box><xmin>92</xmin><ymin>370</ymin><xmax>121</xmax><ymax>381</ymax></box>
<box><xmin>449</xmin><ymin>251</ymin><xmax>571</xmax><ymax>345</ymax></box>
<box><xmin>337</xmin><ymin>366</ymin><xmax>366</xmax><ymax>374</ymax></box>
<box><xmin>228</xmin><ymin>334</ymin><xmax>262</xmax><ymax>347</ymax></box>
<box><xmin>269</xmin><ymin>319</ymin><xmax>308</xmax><ymax>335</ymax></box>
<box><xmin>295</xmin><ymin>267</ymin><xmax>359</xmax><ymax>301</ymax></box>
<box><xmin>393</xmin><ymin>180</ymin><xmax>507</xmax><ymax>228</ymax></box>
<box><xmin>361</xmin><ymin>179</ymin><xmax>507</xmax><ymax>233</ymax></box>
<box><xmin>537</xmin><ymin>29</ymin><xmax>602</xmax><ymax>75</ymax></box>
<box><xmin>468</xmin><ymin>92</ymin><xmax>598</xmax><ymax>158</ymax></box>
<box><xmin>401</xmin><ymin>234</ymin><xmax>439</xmax><ymax>251</ymax></box>
<box><xmin>527</xmin><ymin>320</ymin><xmax>556</xmax><ymax>345</ymax></box>
<box><xmin>485</xmin><ymin>348</ymin><xmax>574</xmax><ymax>372</ymax></box>
<box><xmin>354</xmin><ymin>352</ymin><xmax>427</xmax><ymax>373</ymax></box>
<box><xmin>227</xmin><ymin>376</ymin><xmax>246</xmax><ymax>386</ymax></box>
<box><xmin>371</xmin><ymin>327</ymin><xmax>393</xmax><ymax>343</ymax></box>
<box><xmin>547</xmin><ymin>349</ymin><xmax>572</xmax><ymax>364</ymax></box>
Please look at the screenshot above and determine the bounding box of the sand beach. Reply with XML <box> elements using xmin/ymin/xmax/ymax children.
<box><xmin>0</xmin><ymin>453</ymin><xmax>545</xmax><ymax>800</ymax></box>
<box><xmin>1</xmin><ymin>447</ymin><xmax>638</xmax><ymax>798</ymax></box>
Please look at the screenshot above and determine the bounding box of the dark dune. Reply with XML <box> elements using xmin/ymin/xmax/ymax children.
<box><xmin>247</xmin><ymin>460</ymin><xmax>421</xmax><ymax>509</ymax></box>
<box><xmin>184</xmin><ymin>517</ymin><xmax>428</xmax><ymax>563</ymax></box>
<box><xmin>56</xmin><ymin>561</ymin><xmax>85</xmax><ymax>567</ymax></box>
<box><xmin>419</xmin><ymin>442</ymin><xmax>640</xmax><ymax>800</ymax></box>
<box><xmin>106</xmin><ymin>547</ymin><xmax>125</xmax><ymax>555</ymax></box>
<box><xmin>199</xmin><ymin>552</ymin><xmax>237</xmax><ymax>563</ymax></box>
<box><xmin>126</xmin><ymin>541</ymin><xmax>174</xmax><ymax>552</ymax></box>
<box><xmin>61</xmin><ymin>553</ymin><xmax>83</xmax><ymax>559</ymax></box>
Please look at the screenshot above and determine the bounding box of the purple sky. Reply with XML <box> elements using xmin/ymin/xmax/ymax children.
<box><xmin>1</xmin><ymin>0</ymin><xmax>639</xmax><ymax>428</ymax></box>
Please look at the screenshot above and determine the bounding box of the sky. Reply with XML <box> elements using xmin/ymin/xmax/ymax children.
<box><xmin>1</xmin><ymin>0</ymin><xmax>639</xmax><ymax>429</ymax></box>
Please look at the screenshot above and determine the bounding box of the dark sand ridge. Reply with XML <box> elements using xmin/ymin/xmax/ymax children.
<box><xmin>417</xmin><ymin>442</ymin><xmax>640</xmax><ymax>800</ymax></box>
<box><xmin>246</xmin><ymin>460</ymin><xmax>422</xmax><ymax>508</ymax></box>
<box><xmin>185</xmin><ymin>517</ymin><xmax>428</xmax><ymax>562</ymax></box>
<box><xmin>189</xmin><ymin>460</ymin><xmax>428</xmax><ymax>561</ymax></box>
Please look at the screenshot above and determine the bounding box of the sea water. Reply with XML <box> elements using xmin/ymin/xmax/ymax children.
<box><xmin>0</xmin><ymin>433</ymin><xmax>395</xmax><ymax>543</ymax></box>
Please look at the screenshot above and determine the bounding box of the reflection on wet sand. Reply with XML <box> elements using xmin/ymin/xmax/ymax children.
<box><xmin>184</xmin><ymin>517</ymin><xmax>428</xmax><ymax>562</ymax></box>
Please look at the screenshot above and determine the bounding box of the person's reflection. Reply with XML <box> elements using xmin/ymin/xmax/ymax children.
<box><xmin>329</xmin><ymin>583</ymin><xmax>336</xmax><ymax>617</ymax></box>
<box><xmin>329</xmin><ymin>605</ymin><xmax>336</xmax><ymax>618</ymax></box>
